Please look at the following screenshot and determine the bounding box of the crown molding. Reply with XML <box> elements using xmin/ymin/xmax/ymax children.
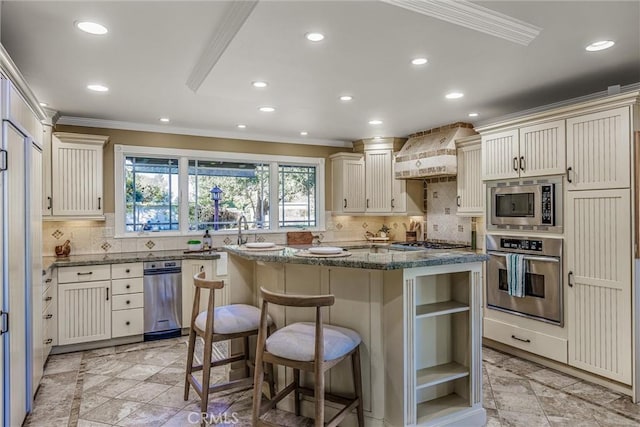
<box><xmin>186</xmin><ymin>0</ymin><xmax>258</xmax><ymax>92</ymax></box>
<box><xmin>0</xmin><ymin>43</ymin><xmax>47</xmax><ymax>120</ymax></box>
<box><xmin>380</xmin><ymin>0</ymin><xmax>541</xmax><ymax>46</ymax></box>
<box><xmin>55</xmin><ymin>116</ymin><xmax>353</xmax><ymax>148</ymax></box>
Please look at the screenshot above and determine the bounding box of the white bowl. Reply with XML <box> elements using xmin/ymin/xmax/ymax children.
<box><xmin>188</xmin><ymin>243</ymin><xmax>202</xmax><ymax>251</ymax></box>
<box><xmin>308</xmin><ymin>246</ymin><xmax>343</xmax><ymax>255</ymax></box>
<box><xmin>245</xmin><ymin>242</ymin><xmax>276</xmax><ymax>248</ymax></box>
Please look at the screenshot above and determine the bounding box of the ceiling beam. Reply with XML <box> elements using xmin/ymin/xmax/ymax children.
<box><xmin>186</xmin><ymin>0</ymin><xmax>259</xmax><ymax>92</ymax></box>
<box><xmin>380</xmin><ymin>0</ymin><xmax>542</xmax><ymax>46</ymax></box>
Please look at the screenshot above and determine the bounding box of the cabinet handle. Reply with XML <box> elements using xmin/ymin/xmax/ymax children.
<box><xmin>0</xmin><ymin>311</ymin><xmax>8</xmax><ymax>335</ymax></box>
<box><xmin>43</xmin><ymin>314</ymin><xmax>53</xmax><ymax>319</ymax></box>
<box><xmin>366</xmin><ymin>199</ymin><xmax>370</xmax><ymax>208</ymax></box>
<box><xmin>456</xmin><ymin>196</ymin><xmax>461</xmax><ymax>207</ymax></box>
<box><xmin>44</xmin><ymin>339</ymin><xmax>53</xmax><ymax>345</ymax></box>
<box><xmin>44</xmin><ymin>296</ymin><xmax>53</xmax><ymax>302</ymax></box>
<box><xmin>126</xmin><ymin>321</ymin><xmax>130</xmax><ymax>326</ymax></box>
<box><xmin>47</xmin><ymin>196</ymin><xmax>52</xmax><ymax>210</ymax></box>
<box><xmin>200</xmin><ymin>265</ymin><xmax>205</xmax><ymax>273</ymax></box>
<box><xmin>568</xmin><ymin>271</ymin><xmax>574</xmax><ymax>287</ymax></box>
<box><xmin>391</xmin><ymin>198</ymin><xmax>395</xmax><ymax>209</ymax></box>
<box><xmin>125</xmin><ymin>269</ymin><xmax>130</xmax><ymax>273</ymax></box>
<box><xmin>511</xmin><ymin>334</ymin><xmax>531</xmax><ymax>343</ymax></box>
<box><xmin>0</xmin><ymin>149</ymin><xmax>7</xmax><ymax>172</ymax></box>
<box><xmin>106</xmin><ymin>288</ymin><xmax>109</xmax><ymax>301</ymax></box>
<box><xmin>98</xmin><ymin>197</ymin><xmax>102</xmax><ymax>210</ymax></box>
<box><xmin>519</xmin><ymin>156</ymin><xmax>525</xmax><ymax>171</ymax></box>
<box><xmin>126</xmin><ymin>300</ymin><xmax>131</xmax><ymax>305</ymax></box>
<box><xmin>77</xmin><ymin>272</ymin><xmax>93</xmax><ymax>276</ymax></box>
<box><xmin>126</xmin><ymin>284</ymin><xmax>131</xmax><ymax>289</ymax></box>
<box><xmin>45</xmin><ymin>278</ymin><xmax>52</xmax><ymax>283</ymax></box>
<box><xmin>566</xmin><ymin>166</ymin><xmax>573</xmax><ymax>183</ymax></box>
<box><xmin>343</xmin><ymin>198</ymin><xmax>347</xmax><ymax>209</ymax></box>
<box><xmin>513</xmin><ymin>157</ymin><xmax>518</xmax><ymax>171</ymax></box>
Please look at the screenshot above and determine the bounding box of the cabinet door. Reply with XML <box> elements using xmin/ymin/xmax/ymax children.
<box><xmin>456</xmin><ymin>143</ymin><xmax>483</xmax><ymax>215</ymax></box>
<box><xmin>566</xmin><ymin>107</ymin><xmax>631</xmax><ymax>190</ymax></box>
<box><xmin>342</xmin><ymin>158</ymin><xmax>365</xmax><ymax>213</ymax></box>
<box><xmin>481</xmin><ymin>130</ymin><xmax>519</xmax><ymax>180</ymax></box>
<box><xmin>391</xmin><ymin>153</ymin><xmax>407</xmax><ymax>213</ymax></box>
<box><xmin>51</xmin><ymin>134</ymin><xmax>104</xmax><ymax>216</ymax></box>
<box><xmin>365</xmin><ymin>150</ymin><xmax>393</xmax><ymax>213</ymax></box>
<box><xmin>58</xmin><ymin>281</ymin><xmax>111</xmax><ymax>345</ymax></box>
<box><xmin>182</xmin><ymin>260</ymin><xmax>219</xmax><ymax>327</ymax></box>
<box><xmin>566</xmin><ymin>189</ymin><xmax>632</xmax><ymax>384</ymax></box>
<box><xmin>519</xmin><ymin>120</ymin><xmax>566</xmax><ymax>177</ymax></box>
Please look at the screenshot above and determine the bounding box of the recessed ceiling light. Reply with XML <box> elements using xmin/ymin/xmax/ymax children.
<box><xmin>259</xmin><ymin>106</ymin><xmax>275</xmax><ymax>112</ymax></box>
<box><xmin>39</xmin><ymin>102</ymin><xmax>48</xmax><ymax>107</ymax></box>
<box><xmin>237</xmin><ymin>124</ymin><xmax>247</xmax><ymax>129</ymax></box>
<box><xmin>411</xmin><ymin>58</ymin><xmax>428</xmax><ymax>65</ymax></box>
<box><xmin>585</xmin><ymin>40</ymin><xmax>615</xmax><ymax>51</ymax></box>
<box><xmin>339</xmin><ymin>95</ymin><xmax>353</xmax><ymax>101</ymax></box>
<box><xmin>468</xmin><ymin>112</ymin><xmax>479</xmax><ymax>117</ymax></box>
<box><xmin>374</xmin><ymin>136</ymin><xmax>383</xmax><ymax>140</ymax></box>
<box><xmin>445</xmin><ymin>92</ymin><xmax>464</xmax><ymax>99</ymax></box>
<box><xmin>75</xmin><ymin>21</ymin><xmax>108</xmax><ymax>35</ymax></box>
<box><xmin>368</xmin><ymin>119</ymin><xmax>383</xmax><ymax>125</ymax></box>
<box><xmin>87</xmin><ymin>84</ymin><xmax>109</xmax><ymax>92</ymax></box>
<box><xmin>305</xmin><ymin>32</ymin><xmax>325</xmax><ymax>42</ymax></box>
<box><xmin>300</xmin><ymin>131</ymin><xmax>308</xmax><ymax>136</ymax></box>
<box><xmin>159</xmin><ymin>118</ymin><xmax>170</xmax><ymax>123</ymax></box>
<box><xmin>252</xmin><ymin>81</ymin><xmax>268</xmax><ymax>88</ymax></box>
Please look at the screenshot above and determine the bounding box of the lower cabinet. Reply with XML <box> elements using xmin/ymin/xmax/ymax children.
<box><xmin>181</xmin><ymin>258</ymin><xmax>228</xmax><ymax>327</ymax></box>
<box><xmin>112</xmin><ymin>308</ymin><xmax>144</xmax><ymax>338</ymax></box>
<box><xmin>58</xmin><ymin>280</ymin><xmax>111</xmax><ymax>345</ymax></box>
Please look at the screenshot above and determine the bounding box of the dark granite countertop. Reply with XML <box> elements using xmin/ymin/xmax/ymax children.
<box><xmin>224</xmin><ymin>244</ymin><xmax>488</xmax><ymax>270</ymax></box>
<box><xmin>43</xmin><ymin>249</ymin><xmax>221</xmax><ymax>272</ymax></box>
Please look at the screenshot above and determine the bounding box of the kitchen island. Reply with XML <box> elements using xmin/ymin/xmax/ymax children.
<box><xmin>225</xmin><ymin>244</ymin><xmax>488</xmax><ymax>427</ymax></box>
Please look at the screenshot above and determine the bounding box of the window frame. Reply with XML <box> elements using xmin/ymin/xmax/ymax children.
<box><xmin>114</xmin><ymin>144</ymin><xmax>325</xmax><ymax>238</ymax></box>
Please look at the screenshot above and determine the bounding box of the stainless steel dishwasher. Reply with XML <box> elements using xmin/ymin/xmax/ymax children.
<box><xmin>143</xmin><ymin>260</ymin><xmax>182</xmax><ymax>341</ymax></box>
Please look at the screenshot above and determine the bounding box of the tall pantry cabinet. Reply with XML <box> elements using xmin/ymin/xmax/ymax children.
<box><xmin>1</xmin><ymin>50</ymin><xmax>47</xmax><ymax>427</ymax></box>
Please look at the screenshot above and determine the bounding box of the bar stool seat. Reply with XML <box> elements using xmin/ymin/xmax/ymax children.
<box><xmin>195</xmin><ymin>304</ymin><xmax>271</xmax><ymax>335</ymax></box>
<box><xmin>266</xmin><ymin>322</ymin><xmax>361</xmax><ymax>362</ymax></box>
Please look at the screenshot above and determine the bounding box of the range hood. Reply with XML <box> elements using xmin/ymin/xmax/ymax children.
<box><xmin>395</xmin><ymin>122</ymin><xmax>477</xmax><ymax>179</ymax></box>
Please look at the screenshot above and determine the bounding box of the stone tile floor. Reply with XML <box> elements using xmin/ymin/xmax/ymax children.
<box><xmin>25</xmin><ymin>339</ymin><xmax>640</xmax><ymax>426</ymax></box>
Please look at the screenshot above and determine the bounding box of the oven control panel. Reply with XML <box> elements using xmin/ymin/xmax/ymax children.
<box><xmin>500</xmin><ymin>238</ymin><xmax>543</xmax><ymax>252</ymax></box>
<box><xmin>541</xmin><ymin>184</ymin><xmax>554</xmax><ymax>225</ymax></box>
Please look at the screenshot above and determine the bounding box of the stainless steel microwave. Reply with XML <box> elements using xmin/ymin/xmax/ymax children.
<box><xmin>487</xmin><ymin>177</ymin><xmax>563</xmax><ymax>233</ymax></box>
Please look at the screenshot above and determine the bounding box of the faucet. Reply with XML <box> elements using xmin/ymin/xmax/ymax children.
<box><xmin>237</xmin><ymin>215</ymin><xmax>248</xmax><ymax>245</ymax></box>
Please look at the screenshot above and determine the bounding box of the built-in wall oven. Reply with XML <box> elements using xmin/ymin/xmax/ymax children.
<box><xmin>486</xmin><ymin>235</ymin><xmax>563</xmax><ymax>325</ymax></box>
<box><xmin>487</xmin><ymin>176</ymin><xmax>563</xmax><ymax>233</ymax></box>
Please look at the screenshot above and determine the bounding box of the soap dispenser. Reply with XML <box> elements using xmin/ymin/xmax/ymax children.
<box><xmin>203</xmin><ymin>230</ymin><xmax>212</xmax><ymax>250</ymax></box>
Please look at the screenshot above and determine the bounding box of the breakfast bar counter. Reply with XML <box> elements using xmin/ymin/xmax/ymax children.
<box><xmin>225</xmin><ymin>245</ymin><xmax>488</xmax><ymax>426</ymax></box>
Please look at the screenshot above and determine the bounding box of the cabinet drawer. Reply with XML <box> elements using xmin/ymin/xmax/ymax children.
<box><xmin>43</xmin><ymin>285</ymin><xmax>55</xmax><ymax>311</ymax></box>
<box><xmin>112</xmin><ymin>278</ymin><xmax>144</xmax><ymax>295</ymax></box>
<box><xmin>112</xmin><ymin>263</ymin><xmax>143</xmax><ymax>279</ymax></box>
<box><xmin>58</xmin><ymin>265</ymin><xmax>111</xmax><ymax>283</ymax></box>
<box><xmin>112</xmin><ymin>308</ymin><xmax>144</xmax><ymax>338</ymax></box>
<box><xmin>484</xmin><ymin>318</ymin><xmax>567</xmax><ymax>363</ymax></box>
<box><xmin>43</xmin><ymin>305</ymin><xmax>57</xmax><ymax>347</ymax></box>
<box><xmin>112</xmin><ymin>293</ymin><xmax>144</xmax><ymax>310</ymax></box>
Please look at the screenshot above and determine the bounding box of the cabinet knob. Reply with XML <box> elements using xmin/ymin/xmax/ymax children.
<box><xmin>45</xmin><ymin>278</ymin><xmax>52</xmax><ymax>283</ymax></box>
<box><xmin>125</xmin><ymin>269</ymin><xmax>130</xmax><ymax>273</ymax></box>
<box><xmin>126</xmin><ymin>321</ymin><xmax>130</xmax><ymax>326</ymax></box>
<box><xmin>126</xmin><ymin>284</ymin><xmax>131</xmax><ymax>289</ymax></box>
<box><xmin>126</xmin><ymin>300</ymin><xmax>131</xmax><ymax>305</ymax></box>
<box><xmin>44</xmin><ymin>339</ymin><xmax>53</xmax><ymax>345</ymax></box>
<box><xmin>44</xmin><ymin>296</ymin><xmax>53</xmax><ymax>302</ymax></box>
<box><xmin>43</xmin><ymin>314</ymin><xmax>53</xmax><ymax>319</ymax></box>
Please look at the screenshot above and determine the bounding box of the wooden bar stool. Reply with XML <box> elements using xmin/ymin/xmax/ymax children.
<box><xmin>251</xmin><ymin>287</ymin><xmax>364</xmax><ymax>427</ymax></box>
<box><xmin>184</xmin><ymin>272</ymin><xmax>275</xmax><ymax>414</ymax></box>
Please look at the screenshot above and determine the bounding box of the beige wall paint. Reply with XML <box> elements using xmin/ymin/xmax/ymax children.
<box><xmin>56</xmin><ymin>125</ymin><xmax>346</xmax><ymax>213</ymax></box>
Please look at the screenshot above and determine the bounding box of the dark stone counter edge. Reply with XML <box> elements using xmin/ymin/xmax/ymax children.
<box><xmin>44</xmin><ymin>250</ymin><xmax>221</xmax><ymax>273</ymax></box>
<box><xmin>224</xmin><ymin>248</ymin><xmax>489</xmax><ymax>271</ymax></box>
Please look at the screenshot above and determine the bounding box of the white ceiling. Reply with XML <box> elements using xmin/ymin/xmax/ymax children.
<box><xmin>2</xmin><ymin>1</ymin><xmax>639</xmax><ymax>146</ymax></box>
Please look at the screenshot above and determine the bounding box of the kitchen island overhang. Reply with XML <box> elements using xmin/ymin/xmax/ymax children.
<box><xmin>224</xmin><ymin>245</ymin><xmax>488</xmax><ymax>427</ymax></box>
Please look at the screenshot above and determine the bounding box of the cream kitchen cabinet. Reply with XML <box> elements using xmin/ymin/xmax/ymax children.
<box><xmin>330</xmin><ymin>153</ymin><xmax>366</xmax><ymax>213</ymax></box>
<box><xmin>48</xmin><ymin>132</ymin><xmax>108</xmax><ymax>220</ymax></box>
<box><xmin>481</xmin><ymin>119</ymin><xmax>565</xmax><ymax>180</ymax></box>
<box><xmin>566</xmin><ymin>106</ymin><xmax>631</xmax><ymax>190</ymax></box>
<box><xmin>364</xmin><ymin>149</ymin><xmax>393</xmax><ymax>213</ymax></box>
<box><xmin>111</xmin><ymin>263</ymin><xmax>144</xmax><ymax>338</ymax></box>
<box><xmin>57</xmin><ymin>265</ymin><xmax>111</xmax><ymax>345</ymax></box>
<box><xmin>455</xmin><ymin>135</ymin><xmax>483</xmax><ymax>216</ymax></box>
<box><xmin>181</xmin><ymin>256</ymin><xmax>229</xmax><ymax>327</ymax></box>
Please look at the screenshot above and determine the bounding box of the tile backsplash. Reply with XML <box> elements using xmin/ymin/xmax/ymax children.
<box><xmin>424</xmin><ymin>179</ymin><xmax>472</xmax><ymax>244</ymax></box>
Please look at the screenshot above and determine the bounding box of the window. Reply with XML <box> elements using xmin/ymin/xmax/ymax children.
<box><xmin>125</xmin><ymin>157</ymin><xmax>179</xmax><ymax>232</ymax></box>
<box><xmin>114</xmin><ymin>145</ymin><xmax>324</xmax><ymax>237</ymax></box>
<box><xmin>278</xmin><ymin>165</ymin><xmax>316</xmax><ymax>228</ymax></box>
<box><xmin>189</xmin><ymin>160</ymin><xmax>270</xmax><ymax>231</ymax></box>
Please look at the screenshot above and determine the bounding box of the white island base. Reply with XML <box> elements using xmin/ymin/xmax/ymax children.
<box><xmin>226</xmin><ymin>252</ymin><xmax>485</xmax><ymax>427</ymax></box>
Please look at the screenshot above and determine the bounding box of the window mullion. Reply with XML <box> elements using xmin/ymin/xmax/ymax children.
<box><xmin>270</xmin><ymin>162</ymin><xmax>280</xmax><ymax>231</ymax></box>
<box><xmin>179</xmin><ymin>157</ymin><xmax>189</xmax><ymax>234</ymax></box>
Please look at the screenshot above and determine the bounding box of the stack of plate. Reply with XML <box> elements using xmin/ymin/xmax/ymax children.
<box><xmin>308</xmin><ymin>247</ymin><xmax>344</xmax><ymax>255</ymax></box>
<box><xmin>245</xmin><ymin>242</ymin><xmax>276</xmax><ymax>249</ymax></box>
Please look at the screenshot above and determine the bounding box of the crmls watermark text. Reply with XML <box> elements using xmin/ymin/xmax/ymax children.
<box><xmin>188</xmin><ymin>411</ymin><xmax>241</xmax><ymax>425</ymax></box>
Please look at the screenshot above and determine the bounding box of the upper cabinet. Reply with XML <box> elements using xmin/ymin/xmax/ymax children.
<box><xmin>45</xmin><ymin>132</ymin><xmax>109</xmax><ymax>220</ymax></box>
<box><xmin>456</xmin><ymin>135</ymin><xmax>483</xmax><ymax>216</ymax></box>
<box><xmin>481</xmin><ymin>119</ymin><xmax>565</xmax><ymax>180</ymax></box>
<box><xmin>331</xmin><ymin>138</ymin><xmax>423</xmax><ymax>216</ymax></box>
<box><xmin>566</xmin><ymin>107</ymin><xmax>630</xmax><ymax>190</ymax></box>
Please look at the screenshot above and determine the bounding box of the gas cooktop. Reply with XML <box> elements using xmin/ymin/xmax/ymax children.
<box><xmin>394</xmin><ymin>241</ymin><xmax>471</xmax><ymax>250</ymax></box>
